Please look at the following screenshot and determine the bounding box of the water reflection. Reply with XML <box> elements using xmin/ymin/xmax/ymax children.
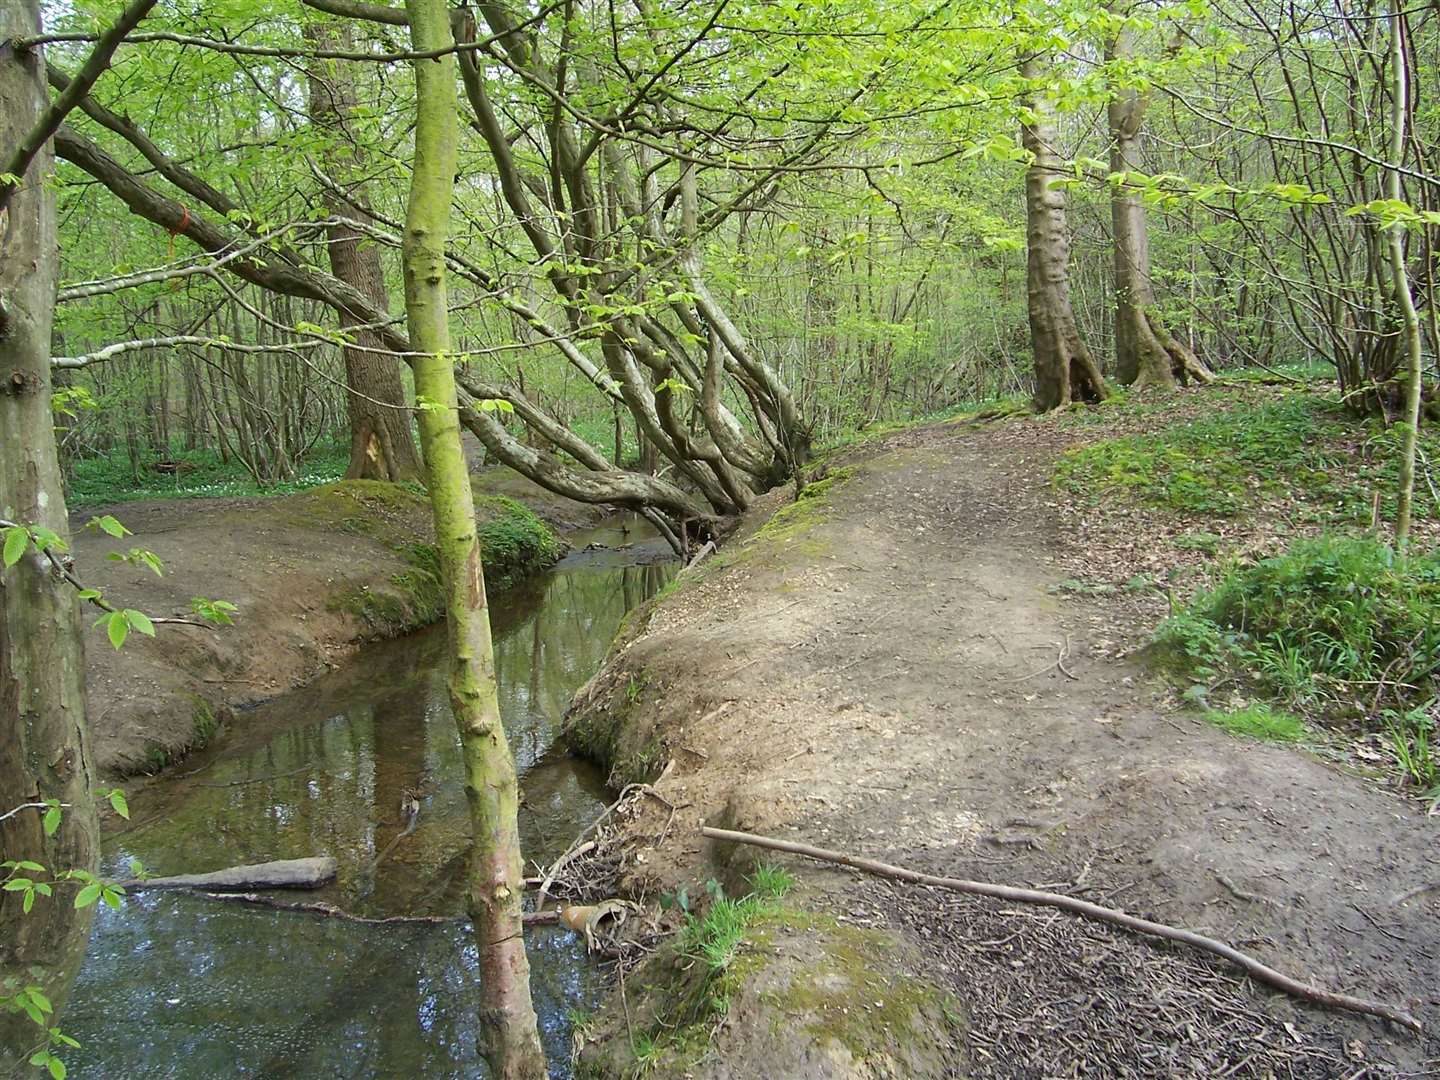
<box><xmin>67</xmin><ymin>535</ymin><xmax>672</xmax><ymax>1078</ymax></box>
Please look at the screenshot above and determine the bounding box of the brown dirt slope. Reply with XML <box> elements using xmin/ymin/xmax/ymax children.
<box><xmin>75</xmin><ymin>476</ymin><xmax>604</xmax><ymax>776</ymax></box>
<box><xmin>566</xmin><ymin>415</ymin><xmax>1439</xmax><ymax>1078</ymax></box>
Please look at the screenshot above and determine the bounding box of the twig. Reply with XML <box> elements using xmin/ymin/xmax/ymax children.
<box><xmin>1388</xmin><ymin>881</ymin><xmax>1439</xmax><ymax>908</ymax></box>
<box><xmin>701</xmin><ymin>827</ymin><xmax>1424</xmax><ymax>1034</ymax></box>
<box><xmin>1215</xmin><ymin>873</ymin><xmax>1283</xmax><ymax>908</ymax></box>
<box><xmin>678</xmin><ymin>540</ymin><xmax>715</xmax><ymax>575</ymax></box>
<box><xmin>0</xmin><ymin>801</ymin><xmax>68</xmax><ymax>824</ymax></box>
<box><xmin>0</xmin><ymin>517</ymin><xmax>217</xmax><ymax>632</ymax></box>
<box><xmin>194</xmin><ymin>767</ymin><xmax>309</xmax><ymax>788</ymax></box>
<box><xmin>193</xmin><ymin>891</ymin><xmax>558</xmax><ymax>925</ymax></box>
<box><xmin>535</xmin><ymin>781</ymin><xmax>657</xmax><ymax>909</ymax></box>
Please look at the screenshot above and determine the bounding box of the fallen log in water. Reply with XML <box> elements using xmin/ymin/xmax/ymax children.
<box><xmin>125</xmin><ymin>856</ymin><xmax>338</xmax><ymax>892</ymax></box>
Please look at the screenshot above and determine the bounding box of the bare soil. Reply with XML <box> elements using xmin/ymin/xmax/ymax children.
<box><xmin>566</xmin><ymin>402</ymin><xmax>1440</xmax><ymax>1077</ymax></box>
<box><xmin>73</xmin><ymin>472</ymin><xmax>604</xmax><ymax>776</ymax></box>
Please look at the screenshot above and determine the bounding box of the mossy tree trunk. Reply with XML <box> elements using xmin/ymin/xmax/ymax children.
<box><xmin>398</xmin><ymin>0</ymin><xmax>547</xmax><ymax>1075</ymax></box>
<box><xmin>1106</xmin><ymin>8</ymin><xmax>1214</xmax><ymax>391</ymax></box>
<box><xmin>1020</xmin><ymin>55</ymin><xmax>1110</xmax><ymax>412</ymax></box>
<box><xmin>304</xmin><ymin>21</ymin><xmax>424</xmax><ymax>483</ymax></box>
<box><xmin>0</xmin><ymin>0</ymin><xmax>100</xmax><ymax>1063</ymax></box>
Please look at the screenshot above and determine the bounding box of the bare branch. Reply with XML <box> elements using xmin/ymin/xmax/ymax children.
<box><xmin>0</xmin><ymin>0</ymin><xmax>158</xmax><ymax>212</ymax></box>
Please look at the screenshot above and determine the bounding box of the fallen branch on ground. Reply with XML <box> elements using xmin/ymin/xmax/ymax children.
<box><xmin>194</xmin><ymin>891</ymin><xmax>559</xmax><ymax>925</ymax></box>
<box><xmin>701</xmin><ymin>826</ymin><xmax>1422</xmax><ymax>1034</ymax></box>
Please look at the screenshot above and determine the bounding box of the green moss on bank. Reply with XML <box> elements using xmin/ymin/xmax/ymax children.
<box><xmin>300</xmin><ymin>480</ymin><xmax>564</xmax><ymax>637</ymax></box>
<box><xmin>577</xmin><ymin>878</ymin><xmax>961</xmax><ymax>1079</ymax></box>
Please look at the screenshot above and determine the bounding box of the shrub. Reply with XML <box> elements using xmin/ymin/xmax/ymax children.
<box><xmin>1195</xmin><ymin>536</ymin><xmax>1440</xmax><ymax>704</ymax></box>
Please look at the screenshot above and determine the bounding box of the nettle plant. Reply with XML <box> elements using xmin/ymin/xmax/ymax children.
<box><xmin>1</xmin><ymin>792</ymin><xmax>145</xmax><ymax>1079</ymax></box>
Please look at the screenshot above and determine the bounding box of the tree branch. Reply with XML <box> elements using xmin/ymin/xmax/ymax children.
<box><xmin>0</xmin><ymin>0</ymin><xmax>158</xmax><ymax>212</ymax></box>
<box><xmin>701</xmin><ymin>827</ymin><xmax>1423</xmax><ymax>1035</ymax></box>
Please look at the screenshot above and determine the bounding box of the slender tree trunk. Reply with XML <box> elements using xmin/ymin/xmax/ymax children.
<box><xmin>399</xmin><ymin>1</ymin><xmax>546</xmax><ymax>1075</ymax></box>
<box><xmin>1105</xmin><ymin>12</ymin><xmax>1214</xmax><ymax>391</ymax></box>
<box><xmin>1020</xmin><ymin>55</ymin><xmax>1110</xmax><ymax>412</ymax></box>
<box><xmin>1386</xmin><ymin>7</ymin><xmax>1423</xmax><ymax>548</ymax></box>
<box><xmin>305</xmin><ymin>22</ymin><xmax>424</xmax><ymax>483</ymax></box>
<box><xmin>0</xmin><ymin>2</ymin><xmax>100</xmax><ymax>1063</ymax></box>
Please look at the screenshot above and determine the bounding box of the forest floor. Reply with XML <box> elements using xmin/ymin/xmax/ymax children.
<box><xmin>74</xmin><ymin>468</ymin><xmax>603</xmax><ymax>776</ymax></box>
<box><xmin>566</xmin><ymin>382</ymin><xmax>1440</xmax><ymax>1078</ymax></box>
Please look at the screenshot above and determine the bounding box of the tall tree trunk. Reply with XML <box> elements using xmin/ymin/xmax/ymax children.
<box><xmin>1020</xmin><ymin>55</ymin><xmax>1110</xmax><ymax>412</ymax></box>
<box><xmin>1106</xmin><ymin>11</ymin><xmax>1213</xmax><ymax>390</ymax></box>
<box><xmin>305</xmin><ymin>22</ymin><xmax>423</xmax><ymax>483</ymax></box>
<box><xmin>0</xmin><ymin>2</ymin><xmax>100</xmax><ymax>1063</ymax></box>
<box><xmin>1386</xmin><ymin>6</ymin><xmax>1423</xmax><ymax>549</ymax></box>
<box><xmin>399</xmin><ymin>1</ymin><xmax>546</xmax><ymax>1075</ymax></box>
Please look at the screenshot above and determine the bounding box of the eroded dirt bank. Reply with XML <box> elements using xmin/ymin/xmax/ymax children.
<box><xmin>565</xmin><ymin>419</ymin><xmax>1439</xmax><ymax>1078</ymax></box>
<box><xmin>76</xmin><ymin>470</ymin><xmax>605</xmax><ymax>775</ymax></box>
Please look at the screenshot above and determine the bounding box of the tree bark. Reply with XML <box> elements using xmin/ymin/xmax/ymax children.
<box><xmin>0</xmin><ymin>3</ymin><xmax>100</xmax><ymax>1063</ymax></box>
<box><xmin>399</xmin><ymin>0</ymin><xmax>547</xmax><ymax>1074</ymax></box>
<box><xmin>305</xmin><ymin>22</ymin><xmax>423</xmax><ymax>482</ymax></box>
<box><xmin>1385</xmin><ymin>7</ymin><xmax>1423</xmax><ymax>548</ymax></box>
<box><xmin>1020</xmin><ymin>55</ymin><xmax>1110</xmax><ymax>412</ymax></box>
<box><xmin>1106</xmin><ymin>12</ymin><xmax>1213</xmax><ymax>390</ymax></box>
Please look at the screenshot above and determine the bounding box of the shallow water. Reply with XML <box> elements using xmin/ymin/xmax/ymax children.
<box><xmin>66</xmin><ymin>521</ymin><xmax>672</xmax><ymax>1077</ymax></box>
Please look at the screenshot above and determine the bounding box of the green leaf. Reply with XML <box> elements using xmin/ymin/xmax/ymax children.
<box><xmin>106</xmin><ymin>611</ymin><xmax>129</xmax><ymax>650</ymax></box>
<box><xmin>87</xmin><ymin>515</ymin><xmax>130</xmax><ymax>539</ymax></box>
<box><xmin>3</xmin><ymin>527</ymin><xmax>28</xmax><ymax>569</ymax></box>
<box><xmin>107</xmin><ymin>789</ymin><xmax>130</xmax><ymax>819</ymax></box>
<box><xmin>101</xmin><ymin>887</ymin><xmax>123</xmax><ymax>911</ymax></box>
<box><xmin>3</xmin><ymin>879</ymin><xmax>33</xmax><ymax>891</ymax></box>
<box><xmin>42</xmin><ymin>806</ymin><xmax>61</xmax><ymax>837</ymax></box>
<box><xmin>73</xmin><ymin>882</ymin><xmax>102</xmax><ymax>909</ymax></box>
<box><xmin>22</xmin><ymin>890</ymin><xmax>34</xmax><ymax>914</ymax></box>
<box><xmin>124</xmin><ymin>610</ymin><xmax>155</xmax><ymax>638</ymax></box>
<box><xmin>48</xmin><ymin>1054</ymin><xmax>66</xmax><ymax>1080</ymax></box>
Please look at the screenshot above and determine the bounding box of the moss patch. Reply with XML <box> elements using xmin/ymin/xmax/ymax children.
<box><xmin>577</xmin><ymin>890</ymin><xmax>962</xmax><ymax>1079</ymax></box>
<box><xmin>304</xmin><ymin>482</ymin><xmax>563</xmax><ymax>637</ymax></box>
<box><xmin>472</xmin><ymin>493</ymin><xmax>566</xmax><ymax>592</ymax></box>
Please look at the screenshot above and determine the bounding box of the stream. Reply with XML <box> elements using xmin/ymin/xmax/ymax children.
<box><xmin>64</xmin><ymin>518</ymin><xmax>673</xmax><ymax>1078</ymax></box>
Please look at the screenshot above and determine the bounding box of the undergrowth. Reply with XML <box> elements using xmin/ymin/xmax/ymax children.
<box><xmin>1053</xmin><ymin>391</ymin><xmax>1440</xmax><ymax>522</ymax></box>
<box><xmin>1157</xmin><ymin>535</ymin><xmax>1440</xmax><ymax>801</ymax></box>
<box><xmin>67</xmin><ymin>444</ymin><xmax>348</xmax><ymax>506</ymax></box>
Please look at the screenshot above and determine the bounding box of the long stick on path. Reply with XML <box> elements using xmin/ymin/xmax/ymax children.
<box><xmin>700</xmin><ymin>826</ymin><xmax>1423</xmax><ymax>1034</ymax></box>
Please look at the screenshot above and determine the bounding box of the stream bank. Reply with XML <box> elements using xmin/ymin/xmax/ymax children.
<box><xmin>75</xmin><ymin>469</ymin><xmax>606</xmax><ymax>776</ymax></box>
<box><xmin>563</xmin><ymin>417</ymin><xmax>1439</xmax><ymax>1077</ymax></box>
<box><xmin>66</xmin><ymin>522</ymin><xmax>675</xmax><ymax>1076</ymax></box>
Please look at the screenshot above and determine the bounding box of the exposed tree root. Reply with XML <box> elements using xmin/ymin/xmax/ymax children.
<box><xmin>701</xmin><ymin>827</ymin><xmax>1423</xmax><ymax>1034</ymax></box>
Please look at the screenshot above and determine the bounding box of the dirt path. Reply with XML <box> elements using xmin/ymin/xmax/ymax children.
<box><xmin>568</xmin><ymin>420</ymin><xmax>1439</xmax><ymax>1077</ymax></box>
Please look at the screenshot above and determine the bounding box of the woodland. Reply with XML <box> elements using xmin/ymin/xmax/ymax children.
<box><xmin>1</xmin><ymin>0</ymin><xmax>1438</xmax><ymax>1076</ymax></box>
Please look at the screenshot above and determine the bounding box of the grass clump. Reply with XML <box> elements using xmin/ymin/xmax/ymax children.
<box><xmin>1158</xmin><ymin>535</ymin><xmax>1440</xmax><ymax>800</ymax></box>
<box><xmin>677</xmin><ymin>865</ymin><xmax>792</xmax><ymax>976</ymax></box>
<box><xmin>1205</xmin><ymin>703</ymin><xmax>1306</xmax><ymax>742</ymax></box>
